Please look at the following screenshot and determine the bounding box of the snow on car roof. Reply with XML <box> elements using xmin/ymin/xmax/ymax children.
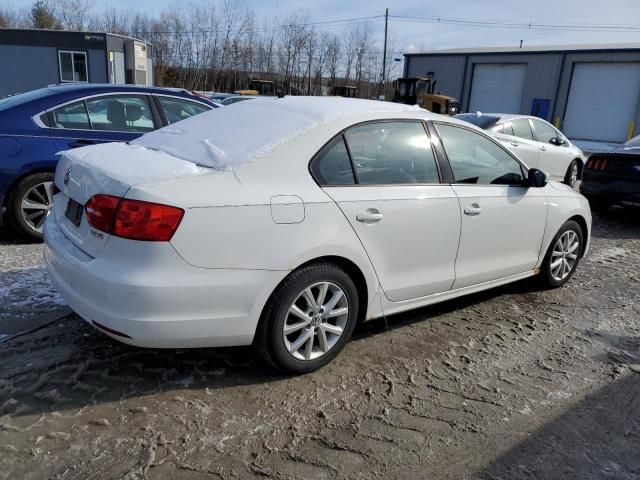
<box><xmin>132</xmin><ymin>96</ymin><xmax>422</xmax><ymax>169</ymax></box>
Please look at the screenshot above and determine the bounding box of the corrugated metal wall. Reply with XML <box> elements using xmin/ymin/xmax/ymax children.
<box><xmin>404</xmin><ymin>49</ymin><xmax>640</xmax><ymax>140</ymax></box>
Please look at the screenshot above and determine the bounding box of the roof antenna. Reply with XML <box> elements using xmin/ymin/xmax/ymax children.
<box><xmin>520</xmin><ymin>40</ymin><xmax>523</xmax><ymax>49</ymax></box>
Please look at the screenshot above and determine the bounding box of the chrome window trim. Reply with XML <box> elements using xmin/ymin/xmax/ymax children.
<box><xmin>31</xmin><ymin>91</ymin><xmax>213</xmax><ymax>132</ymax></box>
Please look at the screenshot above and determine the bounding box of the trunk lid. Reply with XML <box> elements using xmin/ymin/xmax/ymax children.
<box><xmin>52</xmin><ymin>142</ymin><xmax>210</xmax><ymax>258</ymax></box>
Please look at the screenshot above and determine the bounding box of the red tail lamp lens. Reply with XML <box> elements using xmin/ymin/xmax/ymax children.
<box><xmin>85</xmin><ymin>195</ymin><xmax>183</xmax><ymax>242</ymax></box>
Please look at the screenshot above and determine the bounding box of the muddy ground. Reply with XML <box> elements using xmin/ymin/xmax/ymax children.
<box><xmin>0</xmin><ymin>210</ymin><xmax>639</xmax><ymax>480</ymax></box>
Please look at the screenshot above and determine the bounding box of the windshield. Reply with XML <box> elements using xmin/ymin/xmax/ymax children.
<box><xmin>454</xmin><ymin>114</ymin><xmax>501</xmax><ymax>130</ymax></box>
<box><xmin>0</xmin><ymin>87</ymin><xmax>53</xmax><ymax>112</ymax></box>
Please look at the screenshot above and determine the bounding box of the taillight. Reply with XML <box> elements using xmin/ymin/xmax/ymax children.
<box><xmin>86</xmin><ymin>195</ymin><xmax>119</xmax><ymax>232</ymax></box>
<box><xmin>85</xmin><ymin>195</ymin><xmax>184</xmax><ymax>242</ymax></box>
<box><xmin>586</xmin><ymin>157</ymin><xmax>608</xmax><ymax>171</ymax></box>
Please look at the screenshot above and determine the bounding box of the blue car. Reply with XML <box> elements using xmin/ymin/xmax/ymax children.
<box><xmin>0</xmin><ymin>83</ymin><xmax>217</xmax><ymax>240</ymax></box>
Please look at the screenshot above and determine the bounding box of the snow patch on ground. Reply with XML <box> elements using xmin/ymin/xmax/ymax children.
<box><xmin>0</xmin><ymin>266</ymin><xmax>66</xmax><ymax>319</ymax></box>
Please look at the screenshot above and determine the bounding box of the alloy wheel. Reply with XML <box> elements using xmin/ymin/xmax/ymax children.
<box><xmin>21</xmin><ymin>181</ymin><xmax>53</xmax><ymax>233</ymax></box>
<box><xmin>283</xmin><ymin>281</ymin><xmax>349</xmax><ymax>361</ymax></box>
<box><xmin>550</xmin><ymin>230</ymin><xmax>580</xmax><ymax>281</ymax></box>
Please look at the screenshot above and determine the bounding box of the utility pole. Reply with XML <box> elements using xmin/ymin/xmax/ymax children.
<box><xmin>381</xmin><ymin>7</ymin><xmax>389</xmax><ymax>100</ymax></box>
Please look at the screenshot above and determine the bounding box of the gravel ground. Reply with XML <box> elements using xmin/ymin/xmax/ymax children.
<box><xmin>0</xmin><ymin>210</ymin><xmax>639</xmax><ymax>480</ymax></box>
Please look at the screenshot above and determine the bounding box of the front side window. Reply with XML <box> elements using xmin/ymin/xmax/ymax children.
<box><xmin>156</xmin><ymin>96</ymin><xmax>210</xmax><ymax>124</ymax></box>
<box><xmin>311</xmin><ymin>136</ymin><xmax>355</xmax><ymax>185</ymax></box>
<box><xmin>531</xmin><ymin>119</ymin><xmax>560</xmax><ymax>144</ymax></box>
<box><xmin>511</xmin><ymin>119</ymin><xmax>534</xmax><ymax>140</ymax></box>
<box><xmin>50</xmin><ymin>101</ymin><xmax>91</xmax><ymax>129</ymax></box>
<box><xmin>344</xmin><ymin>122</ymin><xmax>440</xmax><ymax>185</ymax></box>
<box><xmin>86</xmin><ymin>95</ymin><xmax>155</xmax><ymax>132</ymax></box>
<box><xmin>435</xmin><ymin>123</ymin><xmax>524</xmax><ymax>185</ymax></box>
<box><xmin>59</xmin><ymin>51</ymin><xmax>88</xmax><ymax>82</ymax></box>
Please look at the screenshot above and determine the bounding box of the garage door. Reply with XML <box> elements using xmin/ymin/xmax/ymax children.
<box><xmin>563</xmin><ymin>63</ymin><xmax>640</xmax><ymax>143</ymax></box>
<box><xmin>468</xmin><ymin>64</ymin><xmax>526</xmax><ymax>113</ymax></box>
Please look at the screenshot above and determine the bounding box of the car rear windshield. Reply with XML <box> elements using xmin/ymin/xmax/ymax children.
<box><xmin>0</xmin><ymin>88</ymin><xmax>53</xmax><ymax>112</ymax></box>
<box><xmin>454</xmin><ymin>114</ymin><xmax>501</xmax><ymax>130</ymax></box>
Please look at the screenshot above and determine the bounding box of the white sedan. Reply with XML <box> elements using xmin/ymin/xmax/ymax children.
<box><xmin>44</xmin><ymin>97</ymin><xmax>591</xmax><ymax>373</ymax></box>
<box><xmin>455</xmin><ymin>113</ymin><xmax>586</xmax><ymax>188</ymax></box>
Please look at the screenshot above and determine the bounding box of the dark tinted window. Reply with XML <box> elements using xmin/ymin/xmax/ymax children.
<box><xmin>454</xmin><ymin>113</ymin><xmax>501</xmax><ymax>130</ymax></box>
<box><xmin>531</xmin><ymin>119</ymin><xmax>559</xmax><ymax>144</ymax></box>
<box><xmin>86</xmin><ymin>95</ymin><xmax>155</xmax><ymax>132</ymax></box>
<box><xmin>345</xmin><ymin>122</ymin><xmax>439</xmax><ymax>185</ymax></box>
<box><xmin>156</xmin><ymin>96</ymin><xmax>210</xmax><ymax>124</ymax></box>
<box><xmin>312</xmin><ymin>136</ymin><xmax>355</xmax><ymax>185</ymax></box>
<box><xmin>435</xmin><ymin>123</ymin><xmax>524</xmax><ymax>185</ymax></box>
<box><xmin>51</xmin><ymin>101</ymin><xmax>91</xmax><ymax>129</ymax></box>
<box><xmin>512</xmin><ymin>119</ymin><xmax>534</xmax><ymax>140</ymax></box>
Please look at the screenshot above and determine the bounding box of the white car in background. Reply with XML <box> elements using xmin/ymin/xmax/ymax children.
<box><xmin>455</xmin><ymin>113</ymin><xmax>586</xmax><ymax>188</ymax></box>
<box><xmin>44</xmin><ymin>97</ymin><xmax>591</xmax><ymax>373</ymax></box>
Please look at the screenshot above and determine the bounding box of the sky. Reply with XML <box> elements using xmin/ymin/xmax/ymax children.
<box><xmin>7</xmin><ymin>0</ymin><xmax>640</xmax><ymax>55</ymax></box>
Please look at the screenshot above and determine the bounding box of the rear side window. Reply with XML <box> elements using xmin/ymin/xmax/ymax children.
<box><xmin>344</xmin><ymin>122</ymin><xmax>440</xmax><ymax>185</ymax></box>
<box><xmin>435</xmin><ymin>123</ymin><xmax>524</xmax><ymax>185</ymax></box>
<box><xmin>86</xmin><ymin>95</ymin><xmax>155</xmax><ymax>132</ymax></box>
<box><xmin>311</xmin><ymin>136</ymin><xmax>355</xmax><ymax>185</ymax></box>
<box><xmin>156</xmin><ymin>96</ymin><xmax>210</xmax><ymax>124</ymax></box>
<box><xmin>50</xmin><ymin>101</ymin><xmax>90</xmax><ymax>129</ymax></box>
<box><xmin>501</xmin><ymin>122</ymin><xmax>515</xmax><ymax>136</ymax></box>
<box><xmin>512</xmin><ymin>119</ymin><xmax>534</xmax><ymax>140</ymax></box>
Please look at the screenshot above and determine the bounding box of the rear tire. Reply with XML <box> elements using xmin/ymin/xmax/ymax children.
<box><xmin>255</xmin><ymin>263</ymin><xmax>359</xmax><ymax>374</ymax></box>
<box><xmin>540</xmin><ymin>220</ymin><xmax>584</xmax><ymax>288</ymax></box>
<box><xmin>564</xmin><ymin>160</ymin><xmax>580</xmax><ymax>189</ymax></box>
<box><xmin>7</xmin><ymin>172</ymin><xmax>54</xmax><ymax>242</ymax></box>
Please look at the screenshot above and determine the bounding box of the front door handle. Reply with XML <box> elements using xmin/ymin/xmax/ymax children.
<box><xmin>539</xmin><ymin>145</ymin><xmax>547</xmax><ymax>151</ymax></box>
<box><xmin>356</xmin><ymin>209</ymin><xmax>383</xmax><ymax>223</ymax></box>
<box><xmin>510</xmin><ymin>142</ymin><xmax>520</xmax><ymax>147</ymax></box>
<box><xmin>464</xmin><ymin>203</ymin><xmax>482</xmax><ymax>216</ymax></box>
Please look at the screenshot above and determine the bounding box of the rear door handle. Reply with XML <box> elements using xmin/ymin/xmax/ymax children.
<box><xmin>539</xmin><ymin>145</ymin><xmax>547</xmax><ymax>151</ymax></box>
<box><xmin>356</xmin><ymin>210</ymin><xmax>383</xmax><ymax>223</ymax></box>
<box><xmin>464</xmin><ymin>203</ymin><xmax>482</xmax><ymax>216</ymax></box>
<box><xmin>510</xmin><ymin>142</ymin><xmax>520</xmax><ymax>147</ymax></box>
<box><xmin>68</xmin><ymin>139</ymin><xmax>97</xmax><ymax>148</ymax></box>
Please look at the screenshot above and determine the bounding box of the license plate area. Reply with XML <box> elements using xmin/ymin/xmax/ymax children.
<box><xmin>65</xmin><ymin>198</ymin><xmax>84</xmax><ymax>227</ymax></box>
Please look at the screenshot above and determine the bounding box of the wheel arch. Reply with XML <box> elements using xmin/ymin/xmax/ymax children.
<box><xmin>567</xmin><ymin>214</ymin><xmax>589</xmax><ymax>258</ymax></box>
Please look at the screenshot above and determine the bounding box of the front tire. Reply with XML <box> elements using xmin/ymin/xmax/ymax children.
<box><xmin>7</xmin><ymin>172</ymin><xmax>54</xmax><ymax>242</ymax></box>
<box><xmin>255</xmin><ymin>263</ymin><xmax>359</xmax><ymax>374</ymax></box>
<box><xmin>540</xmin><ymin>220</ymin><xmax>584</xmax><ymax>288</ymax></box>
<box><xmin>564</xmin><ymin>160</ymin><xmax>580</xmax><ymax>189</ymax></box>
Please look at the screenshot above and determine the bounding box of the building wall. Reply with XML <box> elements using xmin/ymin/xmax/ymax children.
<box><xmin>0</xmin><ymin>45</ymin><xmax>108</xmax><ymax>97</ymax></box>
<box><xmin>404</xmin><ymin>49</ymin><xmax>640</xmax><ymax>139</ymax></box>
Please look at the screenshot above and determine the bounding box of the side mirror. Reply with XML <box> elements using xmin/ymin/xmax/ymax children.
<box><xmin>528</xmin><ymin>168</ymin><xmax>548</xmax><ymax>188</ymax></box>
<box><xmin>550</xmin><ymin>137</ymin><xmax>567</xmax><ymax>146</ymax></box>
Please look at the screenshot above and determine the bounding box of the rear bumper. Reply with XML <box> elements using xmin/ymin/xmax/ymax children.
<box><xmin>580</xmin><ymin>179</ymin><xmax>640</xmax><ymax>205</ymax></box>
<box><xmin>43</xmin><ymin>214</ymin><xmax>287</xmax><ymax>348</ymax></box>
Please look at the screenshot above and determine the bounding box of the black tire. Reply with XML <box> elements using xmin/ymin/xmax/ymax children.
<box><xmin>6</xmin><ymin>172</ymin><xmax>54</xmax><ymax>242</ymax></box>
<box><xmin>540</xmin><ymin>220</ymin><xmax>584</xmax><ymax>288</ymax></box>
<box><xmin>255</xmin><ymin>262</ymin><xmax>359</xmax><ymax>374</ymax></box>
<box><xmin>564</xmin><ymin>160</ymin><xmax>580</xmax><ymax>188</ymax></box>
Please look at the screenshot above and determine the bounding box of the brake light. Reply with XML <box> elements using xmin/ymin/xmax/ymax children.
<box><xmin>85</xmin><ymin>195</ymin><xmax>184</xmax><ymax>242</ymax></box>
<box><xmin>86</xmin><ymin>195</ymin><xmax>119</xmax><ymax>232</ymax></box>
<box><xmin>586</xmin><ymin>157</ymin><xmax>608</xmax><ymax>171</ymax></box>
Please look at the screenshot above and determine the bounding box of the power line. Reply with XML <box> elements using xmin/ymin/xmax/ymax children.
<box><xmin>389</xmin><ymin>14</ymin><xmax>640</xmax><ymax>32</ymax></box>
<box><xmin>133</xmin><ymin>14</ymin><xmax>384</xmax><ymax>36</ymax></box>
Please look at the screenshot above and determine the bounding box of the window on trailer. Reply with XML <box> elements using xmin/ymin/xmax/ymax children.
<box><xmin>59</xmin><ymin>51</ymin><xmax>88</xmax><ymax>82</ymax></box>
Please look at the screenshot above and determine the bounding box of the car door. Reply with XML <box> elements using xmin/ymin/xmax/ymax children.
<box><xmin>433</xmin><ymin>122</ymin><xmax>547</xmax><ymax>289</ymax></box>
<box><xmin>529</xmin><ymin>118</ymin><xmax>574</xmax><ymax>179</ymax></box>
<box><xmin>47</xmin><ymin>94</ymin><xmax>158</xmax><ymax>152</ymax></box>
<box><xmin>494</xmin><ymin>119</ymin><xmax>541</xmax><ymax>169</ymax></box>
<box><xmin>316</xmin><ymin>120</ymin><xmax>461</xmax><ymax>302</ymax></box>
